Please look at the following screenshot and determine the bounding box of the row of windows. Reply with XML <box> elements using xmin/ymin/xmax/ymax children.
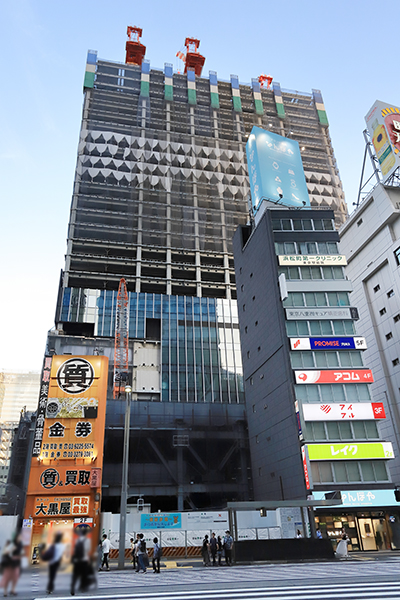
<box><xmin>272</xmin><ymin>218</ymin><xmax>335</xmax><ymax>232</ymax></box>
<box><xmin>295</xmin><ymin>383</ymin><xmax>371</xmax><ymax>403</ymax></box>
<box><xmin>275</xmin><ymin>241</ymin><xmax>339</xmax><ymax>256</ymax></box>
<box><xmin>305</xmin><ymin>420</ymin><xmax>379</xmax><ymax>442</ymax></box>
<box><xmin>283</xmin><ymin>292</ymin><xmax>350</xmax><ymax>308</ymax></box>
<box><xmin>278</xmin><ymin>265</ymin><xmax>345</xmax><ymax>281</ymax></box>
<box><xmin>311</xmin><ymin>460</ymin><xmax>388</xmax><ymax>484</ymax></box>
<box><xmin>290</xmin><ymin>350</ymin><xmax>363</xmax><ymax>369</ymax></box>
<box><xmin>286</xmin><ymin>319</ymin><xmax>356</xmax><ymax>337</ymax></box>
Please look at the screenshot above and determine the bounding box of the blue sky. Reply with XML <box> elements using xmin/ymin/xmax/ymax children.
<box><xmin>1</xmin><ymin>0</ymin><xmax>399</xmax><ymax>372</ymax></box>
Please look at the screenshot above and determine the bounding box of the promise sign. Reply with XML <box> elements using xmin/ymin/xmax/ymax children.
<box><xmin>290</xmin><ymin>337</ymin><xmax>367</xmax><ymax>351</ymax></box>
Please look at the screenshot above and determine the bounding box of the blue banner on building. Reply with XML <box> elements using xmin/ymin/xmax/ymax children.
<box><xmin>310</xmin><ymin>337</ymin><xmax>361</xmax><ymax>350</ymax></box>
<box><xmin>141</xmin><ymin>513</ymin><xmax>181</xmax><ymax>529</ymax></box>
<box><xmin>246</xmin><ymin>126</ymin><xmax>310</xmax><ymax>212</ymax></box>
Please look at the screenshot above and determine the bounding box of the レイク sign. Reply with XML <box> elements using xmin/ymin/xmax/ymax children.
<box><xmin>290</xmin><ymin>337</ymin><xmax>367</xmax><ymax>351</ymax></box>
<box><xmin>307</xmin><ymin>442</ymin><xmax>394</xmax><ymax>461</ymax></box>
<box><xmin>295</xmin><ymin>369</ymin><xmax>374</xmax><ymax>384</ymax></box>
<box><xmin>302</xmin><ymin>402</ymin><xmax>386</xmax><ymax>421</ymax></box>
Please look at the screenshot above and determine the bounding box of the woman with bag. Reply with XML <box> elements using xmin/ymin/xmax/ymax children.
<box><xmin>44</xmin><ymin>532</ymin><xmax>65</xmax><ymax>595</ymax></box>
<box><xmin>0</xmin><ymin>532</ymin><xmax>23</xmax><ymax>597</ymax></box>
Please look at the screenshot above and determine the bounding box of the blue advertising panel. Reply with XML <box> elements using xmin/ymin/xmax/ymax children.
<box><xmin>246</xmin><ymin>126</ymin><xmax>310</xmax><ymax>212</ymax></box>
<box><xmin>310</xmin><ymin>337</ymin><xmax>363</xmax><ymax>350</ymax></box>
<box><xmin>141</xmin><ymin>513</ymin><xmax>181</xmax><ymax>529</ymax></box>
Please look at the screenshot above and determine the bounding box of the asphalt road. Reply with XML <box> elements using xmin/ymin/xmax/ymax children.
<box><xmin>4</xmin><ymin>555</ymin><xmax>400</xmax><ymax>600</ymax></box>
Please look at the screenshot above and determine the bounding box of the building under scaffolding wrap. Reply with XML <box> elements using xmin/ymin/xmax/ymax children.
<box><xmin>49</xmin><ymin>34</ymin><xmax>348</xmax><ymax>512</ymax></box>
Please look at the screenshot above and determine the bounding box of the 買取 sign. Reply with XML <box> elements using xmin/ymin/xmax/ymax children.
<box><xmin>307</xmin><ymin>442</ymin><xmax>394</xmax><ymax>461</ymax></box>
<box><xmin>290</xmin><ymin>337</ymin><xmax>367</xmax><ymax>350</ymax></box>
<box><xmin>302</xmin><ymin>402</ymin><xmax>386</xmax><ymax>421</ymax></box>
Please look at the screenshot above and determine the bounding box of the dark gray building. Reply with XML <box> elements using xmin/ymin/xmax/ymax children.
<box><xmin>233</xmin><ymin>207</ymin><xmax>393</xmax><ymax>505</ymax></box>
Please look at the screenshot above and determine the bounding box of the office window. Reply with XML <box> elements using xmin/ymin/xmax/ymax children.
<box><xmin>374</xmin><ymin>284</ymin><xmax>380</xmax><ymax>293</ymax></box>
<box><xmin>379</xmin><ymin>308</ymin><xmax>387</xmax><ymax>316</ymax></box>
<box><xmin>393</xmin><ymin>358</ymin><xmax>399</xmax><ymax>367</ymax></box>
<box><xmin>386</xmin><ymin>332</ymin><xmax>393</xmax><ymax>341</ymax></box>
<box><xmin>387</xmin><ymin>289</ymin><xmax>395</xmax><ymax>298</ymax></box>
<box><xmin>394</xmin><ymin>247</ymin><xmax>400</xmax><ymax>265</ymax></box>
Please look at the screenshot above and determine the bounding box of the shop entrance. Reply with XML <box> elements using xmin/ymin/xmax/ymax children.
<box><xmin>358</xmin><ymin>517</ymin><xmax>391</xmax><ymax>551</ymax></box>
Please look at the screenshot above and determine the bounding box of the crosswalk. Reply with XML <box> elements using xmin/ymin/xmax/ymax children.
<box><xmin>35</xmin><ymin>581</ymin><xmax>400</xmax><ymax>600</ymax></box>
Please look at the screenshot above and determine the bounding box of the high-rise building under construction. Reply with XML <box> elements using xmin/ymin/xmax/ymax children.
<box><xmin>48</xmin><ymin>31</ymin><xmax>348</xmax><ymax>511</ymax></box>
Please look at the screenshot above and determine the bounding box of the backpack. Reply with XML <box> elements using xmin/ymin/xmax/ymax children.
<box><xmin>72</xmin><ymin>539</ymin><xmax>84</xmax><ymax>563</ymax></box>
<box><xmin>140</xmin><ymin>539</ymin><xmax>146</xmax><ymax>553</ymax></box>
<box><xmin>41</xmin><ymin>544</ymin><xmax>55</xmax><ymax>562</ymax></box>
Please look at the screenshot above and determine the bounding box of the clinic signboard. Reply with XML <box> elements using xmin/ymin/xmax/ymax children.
<box><xmin>286</xmin><ymin>307</ymin><xmax>359</xmax><ymax>321</ymax></box>
<box><xmin>307</xmin><ymin>442</ymin><xmax>394</xmax><ymax>461</ymax></box>
<box><xmin>365</xmin><ymin>100</ymin><xmax>400</xmax><ymax>181</ymax></box>
<box><xmin>278</xmin><ymin>255</ymin><xmax>347</xmax><ymax>266</ymax></box>
<box><xmin>290</xmin><ymin>337</ymin><xmax>367</xmax><ymax>351</ymax></box>
<box><xmin>246</xmin><ymin>126</ymin><xmax>310</xmax><ymax>212</ymax></box>
<box><xmin>302</xmin><ymin>402</ymin><xmax>386</xmax><ymax>421</ymax></box>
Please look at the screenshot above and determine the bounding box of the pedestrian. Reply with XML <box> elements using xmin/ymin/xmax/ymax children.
<box><xmin>209</xmin><ymin>533</ymin><xmax>217</xmax><ymax>566</ymax></box>
<box><xmin>201</xmin><ymin>534</ymin><xmax>210</xmax><ymax>566</ymax></box>
<box><xmin>152</xmin><ymin>537</ymin><xmax>161</xmax><ymax>573</ymax></box>
<box><xmin>223</xmin><ymin>530</ymin><xmax>233</xmax><ymax>566</ymax></box>
<box><xmin>130</xmin><ymin>538</ymin><xmax>136</xmax><ymax>570</ymax></box>
<box><xmin>296</xmin><ymin>529</ymin><xmax>303</xmax><ymax>538</ymax></box>
<box><xmin>0</xmin><ymin>533</ymin><xmax>23</xmax><ymax>597</ymax></box>
<box><xmin>134</xmin><ymin>534</ymin><xmax>140</xmax><ymax>572</ymax></box>
<box><xmin>217</xmin><ymin>536</ymin><xmax>223</xmax><ymax>566</ymax></box>
<box><xmin>70</xmin><ymin>527</ymin><xmax>91</xmax><ymax>595</ymax></box>
<box><xmin>336</xmin><ymin>529</ymin><xmax>349</xmax><ymax>559</ymax></box>
<box><xmin>96</xmin><ymin>539</ymin><xmax>103</xmax><ymax>572</ymax></box>
<box><xmin>316</xmin><ymin>529</ymin><xmax>323</xmax><ymax>539</ymax></box>
<box><xmin>42</xmin><ymin>532</ymin><xmax>65</xmax><ymax>595</ymax></box>
<box><xmin>136</xmin><ymin>534</ymin><xmax>147</xmax><ymax>573</ymax></box>
<box><xmin>100</xmin><ymin>534</ymin><xmax>111</xmax><ymax>571</ymax></box>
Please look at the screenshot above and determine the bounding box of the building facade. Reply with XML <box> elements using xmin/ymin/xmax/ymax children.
<box><xmin>233</xmin><ymin>206</ymin><xmax>397</xmax><ymax>551</ymax></box>
<box><xmin>340</xmin><ymin>183</ymin><xmax>400</xmax><ymax>486</ymax></box>
<box><xmin>46</xmin><ymin>39</ymin><xmax>347</xmax><ymax>513</ymax></box>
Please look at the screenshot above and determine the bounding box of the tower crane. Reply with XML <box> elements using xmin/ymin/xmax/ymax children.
<box><xmin>113</xmin><ymin>278</ymin><xmax>129</xmax><ymax>398</ymax></box>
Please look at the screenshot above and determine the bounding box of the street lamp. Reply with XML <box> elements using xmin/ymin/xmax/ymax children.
<box><xmin>118</xmin><ymin>385</ymin><xmax>132</xmax><ymax>569</ymax></box>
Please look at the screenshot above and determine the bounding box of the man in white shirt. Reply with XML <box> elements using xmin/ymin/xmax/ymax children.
<box><xmin>101</xmin><ymin>534</ymin><xmax>111</xmax><ymax>571</ymax></box>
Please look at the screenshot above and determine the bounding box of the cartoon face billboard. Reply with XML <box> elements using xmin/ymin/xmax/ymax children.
<box><xmin>365</xmin><ymin>100</ymin><xmax>400</xmax><ymax>181</ymax></box>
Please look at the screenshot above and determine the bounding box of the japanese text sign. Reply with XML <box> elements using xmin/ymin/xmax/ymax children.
<box><xmin>141</xmin><ymin>513</ymin><xmax>182</xmax><ymax>529</ymax></box>
<box><xmin>302</xmin><ymin>402</ymin><xmax>386</xmax><ymax>421</ymax></box>
<box><xmin>295</xmin><ymin>369</ymin><xmax>374</xmax><ymax>384</ymax></box>
<box><xmin>278</xmin><ymin>255</ymin><xmax>347</xmax><ymax>266</ymax></box>
<box><xmin>307</xmin><ymin>442</ymin><xmax>394</xmax><ymax>461</ymax></box>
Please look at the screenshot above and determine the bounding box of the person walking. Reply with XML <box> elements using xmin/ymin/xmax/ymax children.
<box><xmin>0</xmin><ymin>533</ymin><xmax>23</xmax><ymax>597</ymax></box>
<box><xmin>136</xmin><ymin>534</ymin><xmax>147</xmax><ymax>573</ymax></box>
<box><xmin>46</xmin><ymin>532</ymin><xmax>65</xmax><ymax>594</ymax></box>
<box><xmin>209</xmin><ymin>533</ymin><xmax>217</xmax><ymax>566</ymax></box>
<box><xmin>100</xmin><ymin>534</ymin><xmax>111</xmax><ymax>571</ymax></box>
<box><xmin>201</xmin><ymin>534</ymin><xmax>210</xmax><ymax>566</ymax></box>
<box><xmin>223</xmin><ymin>530</ymin><xmax>233</xmax><ymax>566</ymax></box>
<box><xmin>217</xmin><ymin>536</ymin><xmax>223</xmax><ymax>566</ymax></box>
<box><xmin>133</xmin><ymin>534</ymin><xmax>140</xmax><ymax>572</ymax></box>
<box><xmin>152</xmin><ymin>537</ymin><xmax>161</xmax><ymax>573</ymax></box>
<box><xmin>70</xmin><ymin>528</ymin><xmax>91</xmax><ymax>595</ymax></box>
<box><xmin>130</xmin><ymin>538</ymin><xmax>136</xmax><ymax>570</ymax></box>
<box><xmin>296</xmin><ymin>529</ymin><xmax>303</xmax><ymax>538</ymax></box>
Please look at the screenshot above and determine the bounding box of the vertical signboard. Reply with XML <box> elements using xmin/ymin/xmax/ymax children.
<box><xmin>25</xmin><ymin>356</ymin><xmax>108</xmax><ymax>541</ymax></box>
<box><xmin>365</xmin><ymin>100</ymin><xmax>400</xmax><ymax>181</ymax></box>
<box><xmin>246</xmin><ymin>126</ymin><xmax>310</xmax><ymax>213</ymax></box>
